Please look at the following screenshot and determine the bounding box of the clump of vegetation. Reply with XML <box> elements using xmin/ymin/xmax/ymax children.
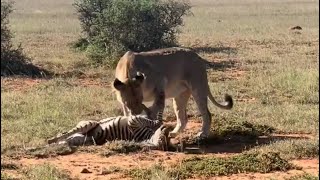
<box><xmin>211</xmin><ymin>119</ymin><xmax>275</xmax><ymax>139</ymax></box>
<box><xmin>100</xmin><ymin>141</ymin><xmax>143</xmax><ymax>156</ymax></box>
<box><xmin>24</xmin><ymin>144</ymin><xmax>76</xmax><ymax>158</ymax></box>
<box><xmin>249</xmin><ymin>138</ymin><xmax>319</xmax><ymax>160</ymax></box>
<box><xmin>128</xmin><ymin>152</ymin><xmax>296</xmax><ymax>179</ymax></box>
<box><xmin>128</xmin><ymin>164</ymin><xmax>172</xmax><ymax>180</ymax></box>
<box><xmin>1</xmin><ymin>161</ymin><xmax>20</xmax><ymax>170</ymax></box>
<box><xmin>186</xmin><ymin>118</ymin><xmax>275</xmax><ymax>145</ymax></box>
<box><xmin>22</xmin><ymin>163</ymin><xmax>71</xmax><ymax>180</ymax></box>
<box><xmin>1</xmin><ymin>1</ymin><xmax>49</xmax><ymax>77</ymax></box>
<box><xmin>73</xmin><ymin>0</ymin><xmax>191</xmax><ymax>66</ymax></box>
<box><xmin>176</xmin><ymin>152</ymin><xmax>295</xmax><ymax>178</ymax></box>
<box><xmin>100</xmin><ymin>166</ymin><xmax>123</xmax><ymax>175</ymax></box>
<box><xmin>1</xmin><ymin>173</ymin><xmax>17</xmax><ymax>180</ymax></box>
<box><xmin>77</xmin><ymin>141</ymin><xmax>144</xmax><ymax>156</ymax></box>
<box><xmin>287</xmin><ymin>173</ymin><xmax>319</xmax><ymax>180</ymax></box>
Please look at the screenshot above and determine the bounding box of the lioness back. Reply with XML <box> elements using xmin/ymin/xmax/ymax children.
<box><xmin>115</xmin><ymin>47</ymin><xmax>206</xmax><ymax>83</ymax></box>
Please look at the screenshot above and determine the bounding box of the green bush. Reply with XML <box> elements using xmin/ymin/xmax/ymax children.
<box><xmin>1</xmin><ymin>1</ymin><xmax>48</xmax><ymax>77</ymax></box>
<box><xmin>73</xmin><ymin>0</ymin><xmax>191</xmax><ymax>66</ymax></box>
<box><xmin>1</xmin><ymin>1</ymin><xmax>13</xmax><ymax>50</ymax></box>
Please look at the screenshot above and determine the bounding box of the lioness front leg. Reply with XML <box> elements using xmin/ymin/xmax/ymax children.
<box><xmin>149</xmin><ymin>88</ymin><xmax>165</xmax><ymax>120</ymax></box>
<box><xmin>169</xmin><ymin>91</ymin><xmax>191</xmax><ymax>138</ymax></box>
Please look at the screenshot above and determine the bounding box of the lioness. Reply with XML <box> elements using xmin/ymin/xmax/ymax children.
<box><xmin>112</xmin><ymin>47</ymin><xmax>233</xmax><ymax>139</ymax></box>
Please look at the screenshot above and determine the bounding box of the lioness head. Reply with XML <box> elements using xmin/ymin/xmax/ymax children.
<box><xmin>113</xmin><ymin>72</ymin><xmax>145</xmax><ymax>115</ymax></box>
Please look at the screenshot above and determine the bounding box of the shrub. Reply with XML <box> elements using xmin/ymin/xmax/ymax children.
<box><xmin>1</xmin><ymin>1</ymin><xmax>13</xmax><ymax>50</ymax></box>
<box><xmin>1</xmin><ymin>1</ymin><xmax>48</xmax><ymax>77</ymax></box>
<box><xmin>73</xmin><ymin>0</ymin><xmax>191</xmax><ymax>66</ymax></box>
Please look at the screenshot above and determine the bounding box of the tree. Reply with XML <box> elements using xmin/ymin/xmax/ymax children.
<box><xmin>73</xmin><ymin>0</ymin><xmax>191</xmax><ymax>66</ymax></box>
<box><xmin>1</xmin><ymin>1</ymin><xmax>48</xmax><ymax>77</ymax></box>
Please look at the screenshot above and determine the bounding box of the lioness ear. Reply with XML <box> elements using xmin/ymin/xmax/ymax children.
<box><xmin>113</xmin><ymin>78</ymin><xmax>125</xmax><ymax>91</ymax></box>
<box><xmin>132</xmin><ymin>72</ymin><xmax>145</xmax><ymax>86</ymax></box>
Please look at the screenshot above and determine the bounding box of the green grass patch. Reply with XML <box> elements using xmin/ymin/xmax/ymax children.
<box><xmin>127</xmin><ymin>164</ymin><xmax>172</xmax><ymax>180</ymax></box>
<box><xmin>249</xmin><ymin>138</ymin><xmax>319</xmax><ymax>160</ymax></box>
<box><xmin>176</xmin><ymin>152</ymin><xmax>295</xmax><ymax>177</ymax></box>
<box><xmin>287</xmin><ymin>173</ymin><xmax>319</xmax><ymax>180</ymax></box>
<box><xmin>24</xmin><ymin>144</ymin><xmax>76</xmax><ymax>158</ymax></box>
<box><xmin>1</xmin><ymin>144</ymin><xmax>76</xmax><ymax>160</ymax></box>
<box><xmin>102</xmin><ymin>141</ymin><xmax>143</xmax><ymax>154</ymax></box>
<box><xmin>185</xmin><ymin>117</ymin><xmax>275</xmax><ymax>145</ymax></box>
<box><xmin>3</xmin><ymin>141</ymin><xmax>143</xmax><ymax>159</ymax></box>
<box><xmin>100</xmin><ymin>166</ymin><xmax>123</xmax><ymax>175</ymax></box>
<box><xmin>22</xmin><ymin>163</ymin><xmax>72</xmax><ymax>180</ymax></box>
<box><xmin>1</xmin><ymin>161</ymin><xmax>20</xmax><ymax>170</ymax></box>
<box><xmin>128</xmin><ymin>152</ymin><xmax>297</xmax><ymax>179</ymax></box>
<box><xmin>78</xmin><ymin>141</ymin><xmax>143</xmax><ymax>157</ymax></box>
<box><xmin>1</xmin><ymin>78</ymin><xmax>119</xmax><ymax>152</ymax></box>
<box><xmin>211</xmin><ymin>118</ymin><xmax>275</xmax><ymax>139</ymax></box>
<box><xmin>1</xmin><ymin>173</ymin><xmax>18</xmax><ymax>180</ymax></box>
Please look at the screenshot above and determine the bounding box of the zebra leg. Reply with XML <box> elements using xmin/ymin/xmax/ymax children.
<box><xmin>144</xmin><ymin>125</ymin><xmax>185</xmax><ymax>152</ymax></box>
<box><xmin>47</xmin><ymin>120</ymin><xmax>99</xmax><ymax>145</ymax></box>
<box><xmin>141</xmin><ymin>125</ymin><xmax>167</xmax><ymax>150</ymax></box>
<box><xmin>143</xmin><ymin>125</ymin><xmax>179</xmax><ymax>151</ymax></box>
<box><xmin>64</xmin><ymin>133</ymin><xmax>95</xmax><ymax>146</ymax></box>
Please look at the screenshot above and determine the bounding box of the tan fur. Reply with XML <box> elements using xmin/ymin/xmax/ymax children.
<box><xmin>113</xmin><ymin>47</ymin><xmax>233</xmax><ymax>139</ymax></box>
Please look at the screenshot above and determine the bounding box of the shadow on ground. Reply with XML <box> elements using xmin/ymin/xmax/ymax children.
<box><xmin>191</xmin><ymin>46</ymin><xmax>238</xmax><ymax>55</ymax></box>
<box><xmin>1</xmin><ymin>47</ymin><xmax>52</xmax><ymax>78</ymax></box>
<box><xmin>185</xmin><ymin>134</ymin><xmax>310</xmax><ymax>154</ymax></box>
<box><xmin>188</xmin><ymin>45</ymin><xmax>239</xmax><ymax>71</ymax></box>
<box><xmin>205</xmin><ymin>59</ymin><xmax>237</xmax><ymax>71</ymax></box>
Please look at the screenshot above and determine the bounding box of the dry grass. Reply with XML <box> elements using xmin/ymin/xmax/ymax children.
<box><xmin>1</xmin><ymin>0</ymin><xmax>319</xmax><ymax>178</ymax></box>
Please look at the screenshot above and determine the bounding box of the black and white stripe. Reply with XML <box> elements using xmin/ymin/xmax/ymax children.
<box><xmin>48</xmin><ymin>115</ymin><xmax>163</xmax><ymax>146</ymax></box>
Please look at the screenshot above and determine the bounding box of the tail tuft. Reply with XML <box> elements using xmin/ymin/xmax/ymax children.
<box><xmin>224</xmin><ymin>94</ymin><xmax>233</xmax><ymax>109</ymax></box>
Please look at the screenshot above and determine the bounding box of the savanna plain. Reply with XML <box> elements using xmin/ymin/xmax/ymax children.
<box><xmin>1</xmin><ymin>0</ymin><xmax>319</xmax><ymax>179</ymax></box>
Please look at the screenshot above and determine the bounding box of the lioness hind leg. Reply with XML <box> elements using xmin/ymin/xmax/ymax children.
<box><xmin>191</xmin><ymin>90</ymin><xmax>212</xmax><ymax>139</ymax></box>
<box><xmin>169</xmin><ymin>90</ymin><xmax>191</xmax><ymax>138</ymax></box>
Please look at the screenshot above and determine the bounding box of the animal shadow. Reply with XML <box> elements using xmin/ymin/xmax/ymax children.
<box><xmin>185</xmin><ymin>134</ymin><xmax>311</xmax><ymax>154</ymax></box>
<box><xmin>191</xmin><ymin>46</ymin><xmax>238</xmax><ymax>55</ymax></box>
<box><xmin>205</xmin><ymin>59</ymin><xmax>237</xmax><ymax>71</ymax></box>
<box><xmin>189</xmin><ymin>45</ymin><xmax>238</xmax><ymax>71</ymax></box>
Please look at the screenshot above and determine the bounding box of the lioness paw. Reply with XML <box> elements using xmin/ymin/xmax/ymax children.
<box><xmin>196</xmin><ymin>131</ymin><xmax>209</xmax><ymax>139</ymax></box>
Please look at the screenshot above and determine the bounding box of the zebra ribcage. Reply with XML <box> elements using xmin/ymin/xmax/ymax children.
<box><xmin>90</xmin><ymin>116</ymin><xmax>134</xmax><ymax>144</ymax></box>
<box><xmin>132</xmin><ymin>127</ymin><xmax>154</xmax><ymax>141</ymax></box>
<box><xmin>89</xmin><ymin>115</ymin><xmax>162</xmax><ymax>144</ymax></box>
<box><xmin>128</xmin><ymin>116</ymin><xmax>162</xmax><ymax>141</ymax></box>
